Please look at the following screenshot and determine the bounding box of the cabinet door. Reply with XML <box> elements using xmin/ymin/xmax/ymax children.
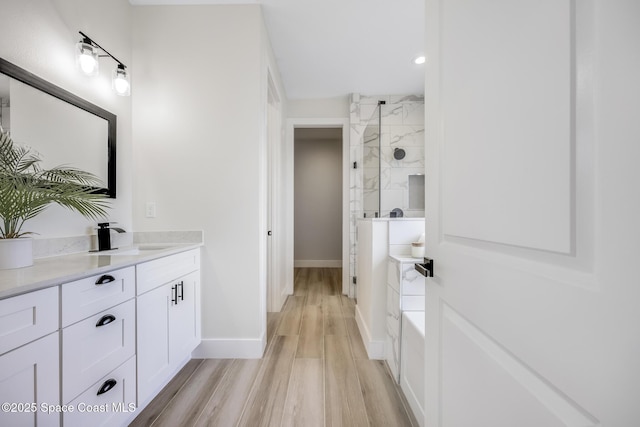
<box><xmin>136</xmin><ymin>284</ymin><xmax>171</xmax><ymax>405</ymax></box>
<box><xmin>0</xmin><ymin>333</ymin><xmax>60</xmax><ymax>427</ymax></box>
<box><xmin>169</xmin><ymin>271</ymin><xmax>200</xmax><ymax>365</ymax></box>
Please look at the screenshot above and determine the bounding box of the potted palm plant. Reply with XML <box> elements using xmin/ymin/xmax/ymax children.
<box><xmin>0</xmin><ymin>126</ymin><xmax>110</xmax><ymax>269</ymax></box>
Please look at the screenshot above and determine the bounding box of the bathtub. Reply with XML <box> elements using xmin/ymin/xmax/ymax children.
<box><xmin>401</xmin><ymin>311</ymin><xmax>425</xmax><ymax>427</ymax></box>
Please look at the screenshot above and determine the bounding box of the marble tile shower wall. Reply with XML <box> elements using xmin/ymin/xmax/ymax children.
<box><xmin>348</xmin><ymin>93</ymin><xmax>425</xmax><ymax>294</ymax></box>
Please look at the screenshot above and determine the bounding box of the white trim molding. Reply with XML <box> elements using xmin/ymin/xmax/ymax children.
<box><xmin>286</xmin><ymin>118</ymin><xmax>350</xmax><ymax>296</ymax></box>
<box><xmin>294</xmin><ymin>259</ymin><xmax>343</xmax><ymax>268</ymax></box>
<box><xmin>192</xmin><ymin>334</ymin><xmax>266</xmax><ymax>359</ymax></box>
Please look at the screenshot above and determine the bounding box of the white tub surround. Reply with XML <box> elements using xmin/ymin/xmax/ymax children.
<box><xmin>401</xmin><ymin>311</ymin><xmax>425</xmax><ymax>427</ymax></box>
<box><xmin>386</xmin><ymin>255</ymin><xmax>425</xmax><ymax>383</ymax></box>
<box><xmin>355</xmin><ymin>218</ymin><xmax>424</xmax><ymax>359</ymax></box>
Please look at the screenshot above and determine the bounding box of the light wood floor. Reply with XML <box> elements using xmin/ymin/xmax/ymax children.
<box><xmin>130</xmin><ymin>268</ymin><xmax>417</xmax><ymax>427</ymax></box>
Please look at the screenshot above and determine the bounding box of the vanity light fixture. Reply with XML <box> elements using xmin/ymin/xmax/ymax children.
<box><xmin>76</xmin><ymin>31</ymin><xmax>130</xmax><ymax>96</ymax></box>
<box><xmin>76</xmin><ymin>37</ymin><xmax>99</xmax><ymax>76</ymax></box>
<box><xmin>112</xmin><ymin>64</ymin><xmax>130</xmax><ymax>96</ymax></box>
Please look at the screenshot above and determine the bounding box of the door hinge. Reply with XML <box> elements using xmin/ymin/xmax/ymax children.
<box><xmin>352</xmin><ymin>276</ymin><xmax>357</xmax><ymax>284</ymax></box>
<box><xmin>353</xmin><ymin>161</ymin><xmax>357</xmax><ymax>169</ymax></box>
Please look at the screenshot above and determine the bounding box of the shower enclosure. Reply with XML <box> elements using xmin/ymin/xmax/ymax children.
<box><xmin>362</xmin><ymin>102</ymin><xmax>383</xmax><ymax>218</ymax></box>
<box><xmin>348</xmin><ymin>94</ymin><xmax>426</xmax><ymax>297</ymax></box>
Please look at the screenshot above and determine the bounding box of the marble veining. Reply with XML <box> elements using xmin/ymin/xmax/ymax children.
<box><xmin>348</xmin><ymin>93</ymin><xmax>425</xmax><ymax>296</ymax></box>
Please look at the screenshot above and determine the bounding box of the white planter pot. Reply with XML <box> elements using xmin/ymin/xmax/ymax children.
<box><xmin>0</xmin><ymin>238</ymin><xmax>34</xmax><ymax>269</ymax></box>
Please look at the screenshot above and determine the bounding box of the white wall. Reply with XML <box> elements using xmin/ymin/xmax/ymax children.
<box><xmin>0</xmin><ymin>0</ymin><xmax>133</xmax><ymax>237</ymax></box>
<box><xmin>288</xmin><ymin>96</ymin><xmax>349</xmax><ymax>119</ymax></box>
<box><xmin>294</xmin><ymin>132</ymin><xmax>342</xmax><ymax>265</ymax></box>
<box><xmin>132</xmin><ymin>5</ymin><xmax>286</xmax><ymax>357</ymax></box>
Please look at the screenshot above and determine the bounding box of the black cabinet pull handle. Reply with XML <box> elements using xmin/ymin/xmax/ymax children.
<box><xmin>95</xmin><ymin>274</ymin><xmax>115</xmax><ymax>285</ymax></box>
<box><xmin>178</xmin><ymin>281</ymin><xmax>184</xmax><ymax>301</ymax></box>
<box><xmin>96</xmin><ymin>314</ymin><xmax>116</xmax><ymax>327</ymax></box>
<box><xmin>97</xmin><ymin>378</ymin><xmax>117</xmax><ymax>396</ymax></box>
<box><xmin>171</xmin><ymin>285</ymin><xmax>177</xmax><ymax>304</ymax></box>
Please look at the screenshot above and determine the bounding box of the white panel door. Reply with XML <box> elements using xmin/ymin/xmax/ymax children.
<box><xmin>424</xmin><ymin>0</ymin><xmax>640</xmax><ymax>425</ymax></box>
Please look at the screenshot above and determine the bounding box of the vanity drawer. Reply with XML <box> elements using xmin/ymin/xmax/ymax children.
<box><xmin>62</xmin><ymin>299</ymin><xmax>135</xmax><ymax>403</ymax></box>
<box><xmin>64</xmin><ymin>356</ymin><xmax>136</xmax><ymax>427</ymax></box>
<box><xmin>0</xmin><ymin>287</ymin><xmax>58</xmax><ymax>355</ymax></box>
<box><xmin>62</xmin><ymin>266</ymin><xmax>135</xmax><ymax>327</ymax></box>
<box><xmin>137</xmin><ymin>249</ymin><xmax>200</xmax><ymax>295</ymax></box>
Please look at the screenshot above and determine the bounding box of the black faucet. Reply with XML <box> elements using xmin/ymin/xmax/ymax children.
<box><xmin>97</xmin><ymin>222</ymin><xmax>126</xmax><ymax>251</ymax></box>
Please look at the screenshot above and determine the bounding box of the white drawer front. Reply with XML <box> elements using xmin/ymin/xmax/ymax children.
<box><xmin>401</xmin><ymin>264</ymin><xmax>425</xmax><ymax>295</ymax></box>
<box><xmin>137</xmin><ymin>249</ymin><xmax>200</xmax><ymax>295</ymax></box>
<box><xmin>402</xmin><ymin>295</ymin><xmax>425</xmax><ymax>311</ymax></box>
<box><xmin>0</xmin><ymin>287</ymin><xmax>58</xmax><ymax>355</ymax></box>
<box><xmin>64</xmin><ymin>356</ymin><xmax>137</xmax><ymax>427</ymax></box>
<box><xmin>62</xmin><ymin>299</ymin><xmax>135</xmax><ymax>403</ymax></box>
<box><xmin>62</xmin><ymin>266</ymin><xmax>135</xmax><ymax>327</ymax></box>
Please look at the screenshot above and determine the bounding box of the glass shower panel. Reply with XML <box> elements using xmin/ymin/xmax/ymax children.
<box><xmin>361</xmin><ymin>104</ymin><xmax>381</xmax><ymax>218</ymax></box>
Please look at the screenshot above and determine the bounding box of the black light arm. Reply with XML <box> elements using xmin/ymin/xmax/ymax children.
<box><xmin>78</xmin><ymin>31</ymin><xmax>127</xmax><ymax>69</ymax></box>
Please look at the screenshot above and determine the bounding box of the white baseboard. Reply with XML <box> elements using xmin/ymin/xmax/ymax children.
<box><xmin>192</xmin><ymin>335</ymin><xmax>266</xmax><ymax>359</ymax></box>
<box><xmin>277</xmin><ymin>287</ymin><xmax>289</xmax><ymax>312</ymax></box>
<box><xmin>294</xmin><ymin>260</ymin><xmax>342</xmax><ymax>268</ymax></box>
<box><xmin>355</xmin><ymin>305</ymin><xmax>385</xmax><ymax>359</ymax></box>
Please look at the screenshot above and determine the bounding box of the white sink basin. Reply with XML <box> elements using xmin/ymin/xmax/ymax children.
<box><xmin>88</xmin><ymin>245</ymin><xmax>172</xmax><ymax>256</ymax></box>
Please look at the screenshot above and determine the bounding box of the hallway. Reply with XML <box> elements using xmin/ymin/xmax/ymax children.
<box><xmin>130</xmin><ymin>268</ymin><xmax>417</xmax><ymax>426</ymax></box>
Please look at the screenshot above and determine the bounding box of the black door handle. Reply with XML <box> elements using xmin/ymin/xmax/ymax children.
<box><xmin>415</xmin><ymin>257</ymin><xmax>434</xmax><ymax>277</ymax></box>
<box><xmin>95</xmin><ymin>274</ymin><xmax>115</xmax><ymax>285</ymax></box>
<box><xmin>96</xmin><ymin>314</ymin><xmax>116</xmax><ymax>327</ymax></box>
<box><xmin>97</xmin><ymin>378</ymin><xmax>117</xmax><ymax>396</ymax></box>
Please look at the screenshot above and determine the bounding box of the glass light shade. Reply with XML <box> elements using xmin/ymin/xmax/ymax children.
<box><xmin>76</xmin><ymin>41</ymin><xmax>99</xmax><ymax>76</ymax></box>
<box><xmin>112</xmin><ymin>66</ymin><xmax>130</xmax><ymax>96</ymax></box>
<box><xmin>413</xmin><ymin>55</ymin><xmax>426</xmax><ymax>65</ymax></box>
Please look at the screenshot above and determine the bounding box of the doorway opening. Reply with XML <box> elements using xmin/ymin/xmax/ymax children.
<box><xmin>285</xmin><ymin>119</ymin><xmax>350</xmax><ymax>297</ymax></box>
<box><xmin>294</xmin><ymin>127</ymin><xmax>343</xmax><ymax>269</ymax></box>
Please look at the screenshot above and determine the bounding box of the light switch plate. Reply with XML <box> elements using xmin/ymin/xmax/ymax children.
<box><xmin>145</xmin><ymin>202</ymin><xmax>156</xmax><ymax>218</ymax></box>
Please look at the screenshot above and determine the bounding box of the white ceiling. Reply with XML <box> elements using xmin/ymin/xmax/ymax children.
<box><xmin>129</xmin><ymin>0</ymin><xmax>425</xmax><ymax>100</ymax></box>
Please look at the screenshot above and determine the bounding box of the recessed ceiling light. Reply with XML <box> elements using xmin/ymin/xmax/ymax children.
<box><xmin>413</xmin><ymin>55</ymin><xmax>426</xmax><ymax>65</ymax></box>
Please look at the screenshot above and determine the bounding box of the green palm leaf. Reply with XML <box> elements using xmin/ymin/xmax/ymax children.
<box><xmin>0</xmin><ymin>128</ymin><xmax>111</xmax><ymax>239</ymax></box>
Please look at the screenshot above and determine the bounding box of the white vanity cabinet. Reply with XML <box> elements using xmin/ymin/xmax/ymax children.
<box><xmin>0</xmin><ymin>287</ymin><xmax>60</xmax><ymax>427</ymax></box>
<box><xmin>136</xmin><ymin>249</ymin><xmax>201</xmax><ymax>406</ymax></box>
<box><xmin>60</xmin><ymin>266</ymin><xmax>136</xmax><ymax>427</ymax></box>
<box><xmin>385</xmin><ymin>256</ymin><xmax>425</xmax><ymax>383</ymax></box>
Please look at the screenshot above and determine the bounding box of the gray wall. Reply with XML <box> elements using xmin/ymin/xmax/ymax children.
<box><xmin>294</xmin><ymin>129</ymin><xmax>342</xmax><ymax>264</ymax></box>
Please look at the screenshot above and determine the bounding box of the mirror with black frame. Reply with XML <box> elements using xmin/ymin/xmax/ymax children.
<box><xmin>0</xmin><ymin>57</ymin><xmax>116</xmax><ymax>198</ymax></box>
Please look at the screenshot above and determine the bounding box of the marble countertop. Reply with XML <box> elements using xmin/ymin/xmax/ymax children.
<box><xmin>0</xmin><ymin>243</ymin><xmax>202</xmax><ymax>300</ymax></box>
<box><xmin>389</xmin><ymin>254</ymin><xmax>423</xmax><ymax>263</ymax></box>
